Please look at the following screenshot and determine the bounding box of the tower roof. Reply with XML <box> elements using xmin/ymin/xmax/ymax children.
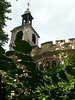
<box><xmin>22</xmin><ymin>8</ymin><xmax>33</xmax><ymax>26</ymax></box>
<box><xmin>24</xmin><ymin>8</ymin><xmax>31</xmax><ymax>14</ymax></box>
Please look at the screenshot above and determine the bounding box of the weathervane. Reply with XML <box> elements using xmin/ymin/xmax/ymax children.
<box><xmin>27</xmin><ymin>0</ymin><xmax>30</xmax><ymax>10</ymax></box>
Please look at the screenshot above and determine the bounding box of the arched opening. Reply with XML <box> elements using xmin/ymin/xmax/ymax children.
<box><xmin>45</xmin><ymin>61</ymin><xmax>50</xmax><ymax>69</ymax></box>
<box><xmin>40</xmin><ymin>63</ymin><xmax>43</xmax><ymax>70</ymax></box>
<box><xmin>32</xmin><ymin>34</ymin><xmax>36</xmax><ymax>44</ymax></box>
<box><xmin>16</xmin><ymin>31</ymin><xmax>23</xmax><ymax>40</ymax></box>
<box><xmin>52</xmin><ymin>61</ymin><xmax>56</xmax><ymax>68</ymax></box>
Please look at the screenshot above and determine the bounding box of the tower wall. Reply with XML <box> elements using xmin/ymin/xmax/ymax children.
<box><xmin>10</xmin><ymin>25</ymin><xmax>39</xmax><ymax>50</ymax></box>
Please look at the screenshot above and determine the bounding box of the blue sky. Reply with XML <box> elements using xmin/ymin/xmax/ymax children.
<box><xmin>4</xmin><ymin>0</ymin><xmax>75</xmax><ymax>50</ymax></box>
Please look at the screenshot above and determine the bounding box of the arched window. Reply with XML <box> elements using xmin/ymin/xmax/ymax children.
<box><xmin>45</xmin><ymin>61</ymin><xmax>50</xmax><ymax>69</ymax></box>
<box><xmin>52</xmin><ymin>61</ymin><xmax>56</xmax><ymax>68</ymax></box>
<box><xmin>40</xmin><ymin>63</ymin><xmax>43</xmax><ymax>70</ymax></box>
<box><xmin>16</xmin><ymin>31</ymin><xmax>23</xmax><ymax>39</ymax></box>
<box><xmin>32</xmin><ymin>34</ymin><xmax>36</xmax><ymax>44</ymax></box>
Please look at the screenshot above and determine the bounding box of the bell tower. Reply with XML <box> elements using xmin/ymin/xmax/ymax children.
<box><xmin>22</xmin><ymin>8</ymin><xmax>33</xmax><ymax>26</ymax></box>
<box><xmin>10</xmin><ymin>6</ymin><xmax>40</xmax><ymax>50</ymax></box>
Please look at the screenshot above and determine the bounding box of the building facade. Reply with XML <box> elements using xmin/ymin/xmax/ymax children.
<box><xmin>10</xmin><ymin>8</ymin><xmax>75</xmax><ymax>70</ymax></box>
<box><xmin>31</xmin><ymin>39</ymin><xmax>75</xmax><ymax>69</ymax></box>
<box><xmin>10</xmin><ymin>8</ymin><xmax>40</xmax><ymax>51</ymax></box>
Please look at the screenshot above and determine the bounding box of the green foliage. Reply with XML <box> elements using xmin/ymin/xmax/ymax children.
<box><xmin>0</xmin><ymin>0</ymin><xmax>11</xmax><ymax>45</ymax></box>
<box><xmin>0</xmin><ymin>39</ymin><xmax>43</xmax><ymax>99</ymax></box>
<box><xmin>0</xmin><ymin>39</ymin><xmax>75</xmax><ymax>100</ymax></box>
<box><xmin>41</xmin><ymin>53</ymin><xmax>75</xmax><ymax>100</ymax></box>
<box><xmin>14</xmin><ymin>39</ymin><xmax>32</xmax><ymax>54</ymax></box>
<box><xmin>0</xmin><ymin>45</ymin><xmax>5</xmax><ymax>55</ymax></box>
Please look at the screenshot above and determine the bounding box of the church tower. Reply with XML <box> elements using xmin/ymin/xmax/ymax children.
<box><xmin>10</xmin><ymin>8</ymin><xmax>40</xmax><ymax>50</ymax></box>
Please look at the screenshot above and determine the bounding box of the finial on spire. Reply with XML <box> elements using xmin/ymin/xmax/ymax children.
<box><xmin>27</xmin><ymin>0</ymin><xmax>30</xmax><ymax>10</ymax></box>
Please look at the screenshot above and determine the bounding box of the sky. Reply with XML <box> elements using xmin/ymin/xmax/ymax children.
<box><xmin>4</xmin><ymin>0</ymin><xmax>75</xmax><ymax>51</ymax></box>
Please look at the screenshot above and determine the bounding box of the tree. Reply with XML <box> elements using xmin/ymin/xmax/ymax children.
<box><xmin>38</xmin><ymin>53</ymin><xmax>75</xmax><ymax>100</ymax></box>
<box><xmin>0</xmin><ymin>39</ymin><xmax>75</xmax><ymax>100</ymax></box>
<box><xmin>0</xmin><ymin>0</ymin><xmax>11</xmax><ymax>46</ymax></box>
<box><xmin>0</xmin><ymin>39</ymin><xmax>44</xmax><ymax>99</ymax></box>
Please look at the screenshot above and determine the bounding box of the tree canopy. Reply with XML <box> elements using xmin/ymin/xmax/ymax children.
<box><xmin>0</xmin><ymin>0</ymin><xmax>11</xmax><ymax>46</ymax></box>
<box><xmin>0</xmin><ymin>39</ymin><xmax>75</xmax><ymax>100</ymax></box>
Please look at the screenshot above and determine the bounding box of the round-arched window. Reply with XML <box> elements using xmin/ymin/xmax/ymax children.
<box><xmin>16</xmin><ymin>31</ymin><xmax>23</xmax><ymax>40</ymax></box>
<box><xmin>52</xmin><ymin>61</ymin><xmax>56</xmax><ymax>68</ymax></box>
<box><xmin>32</xmin><ymin>34</ymin><xmax>36</xmax><ymax>44</ymax></box>
<box><xmin>45</xmin><ymin>61</ymin><xmax>50</xmax><ymax>69</ymax></box>
<box><xmin>40</xmin><ymin>63</ymin><xmax>43</xmax><ymax>70</ymax></box>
